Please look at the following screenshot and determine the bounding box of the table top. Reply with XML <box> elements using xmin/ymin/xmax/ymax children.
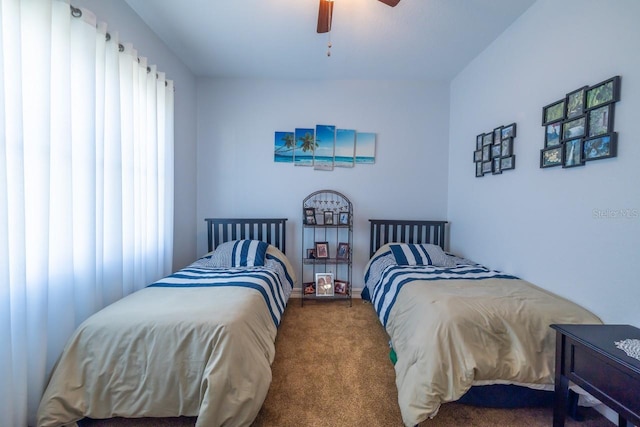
<box><xmin>551</xmin><ymin>324</ymin><xmax>640</xmax><ymax>373</ymax></box>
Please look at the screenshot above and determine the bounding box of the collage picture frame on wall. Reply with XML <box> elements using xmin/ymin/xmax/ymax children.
<box><xmin>473</xmin><ymin>122</ymin><xmax>517</xmax><ymax>177</ymax></box>
<box><xmin>540</xmin><ymin>76</ymin><xmax>620</xmax><ymax>169</ymax></box>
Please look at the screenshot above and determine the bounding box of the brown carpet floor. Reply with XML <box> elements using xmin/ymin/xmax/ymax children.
<box><xmin>81</xmin><ymin>299</ymin><xmax>613</xmax><ymax>427</ymax></box>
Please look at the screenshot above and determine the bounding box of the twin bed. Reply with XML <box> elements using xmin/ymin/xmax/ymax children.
<box><xmin>363</xmin><ymin>219</ymin><xmax>602</xmax><ymax>427</ymax></box>
<box><xmin>37</xmin><ymin>218</ymin><xmax>295</xmax><ymax>427</ymax></box>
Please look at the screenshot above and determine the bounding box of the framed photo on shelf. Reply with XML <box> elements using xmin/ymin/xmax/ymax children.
<box><xmin>306</xmin><ymin>248</ymin><xmax>316</xmax><ymax>259</ymax></box>
<box><xmin>540</xmin><ymin>146</ymin><xmax>562</xmax><ymax>168</ymax></box>
<box><xmin>336</xmin><ymin>242</ymin><xmax>350</xmax><ymax>260</ymax></box>
<box><xmin>338</xmin><ymin>211</ymin><xmax>349</xmax><ymax>225</ymax></box>
<box><xmin>334</xmin><ymin>280</ymin><xmax>348</xmax><ymax>295</ymax></box>
<box><xmin>303</xmin><ymin>282</ymin><xmax>316</xmax><ymax>295</ymax></box>
<box><xmin>562</xmin><ymin>138</ymin><xmax>585</xmax><ymax>168</ymax></box>
<box><xmin>565</xmin><ymin>86</ymin><xmax>587</xmax><ymax>119</ymax></box>
<box><xmin>584</xmin><ymin>133</ymin><xmax>617</xmax><ymax>161</ymax></box>
<box><xmin>314</xmin><ymin>241</ymin><xmax>329</xmax><ymax>259</ymax></box>
<box><xmin>323</xmin><ymin>211</ymin><xmax>333</xmax><ymax>225</ymax></box>
<box><xmin>542</xmin><ymin>99</ymin><xmax>565</xmax><ymax>125</ymax></box>
<box><xmin>315</xmin><ymin>273</ymin><xmax>334</xmax><ymax>296</ymax></box>
<box><xmin>304</xmin><ymin>208</ymin><xmax>316</xmax><ymax>225</ymax></box>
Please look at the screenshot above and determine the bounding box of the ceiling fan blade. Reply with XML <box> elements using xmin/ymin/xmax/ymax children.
<box><xmin>317</xmin><ymin>0</ymin><xmax>334</xmax><ymax>33</ymax></box>
<box><xmin>378</xmin><ymin>0</ymin><xmax>400</xmax><ymax>6</ymax></box>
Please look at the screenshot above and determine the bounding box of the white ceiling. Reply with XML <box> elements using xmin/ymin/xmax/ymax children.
<box><xmin>124</xmin><ymin>0</ymin><xmax>536</xmax><ymax>81</ymax></box>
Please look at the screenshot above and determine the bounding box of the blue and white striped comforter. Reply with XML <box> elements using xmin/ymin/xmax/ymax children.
<box><xmin>149</xmin><ymin>258</ymin><xmax>291</xmax><ymax>327</ymax></box>
<box><xmin>368</xmin><ymin>257</ymin><xmax>518</xmax><ymax>328</ymax></box>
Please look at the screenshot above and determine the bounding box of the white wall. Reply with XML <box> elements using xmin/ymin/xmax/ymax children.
<box><xmin>196</xmin><ymin>78</ymin><xmax>450</xmax><ymax>289</ymax></box>
<box><xmin>449</xmin><ymin>0</ymin><xmax>640</xmax><ymax>326</ymax></box>
<box><xmin>74</xmin><ymin>0</ymin><xmax>199</xmax><ymax>271</ymax></box>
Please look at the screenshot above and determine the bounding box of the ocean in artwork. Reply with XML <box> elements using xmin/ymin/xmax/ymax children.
<box><xmin>314</xmin><ymin>124</ymin><xmax>336</xmax><ymax>170</ymax></box>
<box><xmin>274</xmin><ymin>131</ymin><xmax>294</xmax><ymax>163</ymax></box>
<box><xmin>355</xmin><ymin>132</ymin><xmax>376</xmax><ymax>164</ymax></box>
<box><xmin>335</xmin><ymin>129</ymin><xmax>355</xmax><ymax>167</ymax></box>
<box><xmin>294</xmin><ymin>128</ymin><xmax>315</xmax><ymax>166</ymax></box>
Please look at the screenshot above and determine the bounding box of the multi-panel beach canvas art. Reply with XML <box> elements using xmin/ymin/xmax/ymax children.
<box><xmin>274</xmin><ymin>125</ymin><xmax>375</xmax><ymax>169</ymax></box>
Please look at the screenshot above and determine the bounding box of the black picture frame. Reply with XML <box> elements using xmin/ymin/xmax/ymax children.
<box><xmin>491</xmin><ymin>144</ymin><xmax>501</xmax><ymax>159</ymax></box>
<box><xmin>493</xmin><ymin>127</ymin><xmax>502</xmax><ymax>145</ymax></box>
<box><xmin>323</xmin><ymin>211</ymin><xmax>333</xmax><ymax>225</ymax></box>
<box><xmin>587</xmin><ymin>104</ymin><xmax>614</xmax><ymax>138</ymax></box>
<box><xmin>562</xmin><ymin>116</ymin><xmax>586</xmax><ymax>140</ymax></box>
<box><xmin>540</xmin><ymin>146</ymin><xmax>563</xmax><ymax>168</ymax></box>
<box><xmin>500</xmin><ymin>155</ymin><xmax>515</xmax><ymax>171</ymax></box>
<box><xmin>306</xmin><ymin>248</ymin><xmax>316</xmax><ymax>259</ymax></box>
<box><xmin>500</xmin><ymin>137</ymin><xmax>513</xmax><ymax>157</ymax></box>
<box><xmin>585</xmin><ymin>75</ymin><xmax>620</xmax><ymax>111</ymax></box>
<box><xmin>565</xmin><ymin>86</ymin><xmax>587</xmax><ymax>119</ymax></box>
<box><xmin>304</xmin><ymin>208</ymin><xmax>316</xmax><ymax>225</ymax></box>
<box><xmin>481</xmin><ymin>161</ymin><xmax>492</xmax><ymax>174</ymax></box>
<box><xmin>562</xmin><ymin>138</ymin><xmax>585</xmax><ymax>168</ymax></box>
<box><xmin>314</xmin><ymin>241</ymin><xmax>329</xmax><ymax>258</ymax></box>
<box><xmin>501</xmin><ymin>123</ymin><xmax>516</xmax><ymax>140</ymax></box>
<box><xmin>473</xmin><ymin>150</ymin><xmax>482</xmax><ymax>162</ymax></box>
<box><xmin>336</xmin><ymin>242</ymin><xmax>350</xmax><ymax>260</ymax></box>
<box><xmin>542</xmin><ymin>99</ymin><xmax>565</xmax><ymax>125</ymax></box>
<box><xmin>482</xmin><ymin>133</ymin><xmax>493</xmax><ymax>146</ymax></box>
<box><xmin>338</xmin><ymin>211</ymin><xmax>349</xmax><ymax>225</ymax></box>
<box><xmin>476</xmin><ymin>134</ymin><xmax>484</xmax><ymax>150</ymax></box>
<box><xmin>583</xmin><ymin>132</ymin><xmax>617</xmax><ymax>161</ymax></box>
<box><xmin>475</xmin><ymin>162</ymin><xmax>483</xmax><ymax>177</ymax></box>
<box><xmin>334</xmin><ymin>280</ymin><xmax>348</xmax><ymax>295</ymax></box>
<box><xmin>545</xmin><ymin>122</ymin><xmax>561</xmax><ymax>148</ymax></box>
<box><xmin>492</xmin><ymin>158</ymin><xmax>502</xmax><ymax>175</ymax></box>
<box><xmin>482</xmin><ymin>145</ymin><xmax>490</xmax><ymax>162</ymax></box>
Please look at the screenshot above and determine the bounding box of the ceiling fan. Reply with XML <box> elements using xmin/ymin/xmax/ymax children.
<box><xmin>317</xmin><ymin>0</ymin><xmax>400</xmax><ymax>33</ymax></box>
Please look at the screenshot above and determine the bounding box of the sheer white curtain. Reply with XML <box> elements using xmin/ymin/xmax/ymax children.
<box><xmin>0</xmin><ymin>1</ymin><xmax>174</xmax><ymax>425</ymax></box>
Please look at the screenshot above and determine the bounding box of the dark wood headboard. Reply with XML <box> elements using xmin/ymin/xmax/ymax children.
<box><xmin>205</xmin><ymin>218</ymin><xmax>288</xmax><ymax>253</ymax></box>
<box><xmin>369</xmin><ymin>219</ymin><xmax>448</xmax><ymax>257</ymax></box>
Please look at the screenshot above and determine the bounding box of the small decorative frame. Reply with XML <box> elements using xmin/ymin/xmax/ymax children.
<box><xmin>542</xmin><ymin>99</ymin><xmax>565</xmax><ymax>125</ymax></box>
<box><xmin>493</xmin><ymin>127</ymin><xmax>502</xmax><ymax>144</ymax></box>
<box><xmin>315</xmin><ymin>272</ymin><xmax>334</xmax><ymax>296</ymax></box>
<box><xmin>500</xmin><ymin>156</ymin><xmax>515</xmax><ymax>171</ymax></box>
<box><xmin>323</xmin><ymin>211</ymin><xmax>333</xmax><ymax>225</ymax></box>
<box><xmin>584</xmin><ymin>133</ymin><xmax>617</xmax><ymax>161</ymax></box>
<box><xmin>303</xmin><ymin>282</ymin><xmax>316</xmax><ymax>295</ymax></box>
<box><xmin>476</xmin><ymin>134</ymin><xmax>484</xmax><ymax>150</ymax></box>
<box><xmin>562</xmin><ymin>138</ymin><xmax>585</xmax><ymax>168</ymax></box>
<box><xmin>545</xmin><ymin>122</ymin><xmax>562</xmax><ymax>147</ymax></box>
<box><xmin>338</xmin><ymin>211</ymin><xmax>349</xmax><ymax>225</ymax></box>
<box><xmin>492</xmin><ymin>158</ymin><xmax>501</xmax><ymax>175</ymax></box>
<box><xmin>501</xmin><ymin>137</ymin><xmax>513</xmax><ymax>157</ymax></box>
<box><xmin>586</xmin><ymin>76</ymin><xmax>620</xmax><ymax>110</ymax></box>
<box><xmin>587</xmin><ymin>104</ymin><xmax>614</xmax><ymax>138</ymax></box>
<box><xmin>475</xmin><ymin>162</ymin><xmax>483</xmax><ymax>177</ymax></box>
<box><xmin>562</xmin><ymin>116</ymin><xmax>586</xmax><ymax>140</ymax></box>
<box><xmin>565</xmin><ymin>86</ymin><xmax>587</xmax><ymax>119</ymax></box>
<box><xmin>334</xmin><ymin>280</ymin><xmax>348</xmax><ymax>295</ymax></box>
<box><xmin>314</xmin><ymin>241</ymin><xmax>329</xmax><ymax>259</ymax></box>
<box><xmin>306</xmin><ymin>248</ymin><xmax>316</xmax><ymax>259</ymax></box>
<box><xmin>482</xmin><ymin>145</ymin><xmax>490</xmax><ymax>162</ymax></box>
<box><xmin>336</xmin><ymin>242</ymin><xmax>350</xmax><ymax>260</ymax></box>
<box><xmin>482</xmin><ymin>133</ymin><xmax>493</xmax><ymax>146</ymax></box>
<box><xmin>491</xmin><ymin>144</ymin><xmax>501</xmax><ymax>159</ymax></box>
<box><xmin>473</xmin><ymin>150</ymin><xmax>482</xmax><ymax>162</ymax></box>
<box><xmin>481</xmin><ymin>161</ymin><xmax>492</xmax><ymax>174</ymax></box>
<box><xmin>304</xmin><ymin>208</ymin><xmax>316</xmax><ymax>225</ymax></box>
<box><xmin>501</xmin><ymin>123</ymin><xmax>516</xmax><ymax>140</ymax></box>
<box><xmin>540</xmin><ymin>146</ymin><xmax>563</xmax><ymax>168</ymax></box>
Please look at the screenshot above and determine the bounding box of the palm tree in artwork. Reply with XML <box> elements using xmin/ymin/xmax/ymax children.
<box><xmin>298</xmin><ymin>131</ymin><xmax>318</xmax><ymax>152</ymax></box>
<box><xmin>274</xmin><ymin>132</ymin><xmax>296</xmax><ymax>153</ymax></box>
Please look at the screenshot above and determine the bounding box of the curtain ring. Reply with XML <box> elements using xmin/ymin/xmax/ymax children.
<box><xmin>70</xmin><ymin>5</ymin><xmax>82</xmax><ymax>18</ymax></box>
<box><xmin>118</xmin><ymin>44</ymin><xmax>124</xmax><ymax>52</ymax></box>
<box><xmin>147</xmin><ymin>66</ymin><xmax>151</xmax><ymax>73</ymax></box>
<box><xmin>106</xmin><ymin>32</ymin><xmax>111</xmax><ymax>42</ymax></box>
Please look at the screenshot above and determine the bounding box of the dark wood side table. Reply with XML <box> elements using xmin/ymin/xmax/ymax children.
<box><xmin>551</xmin><ymin>324</ymin><xmax>640</xmax><ymax>427</ymax></box>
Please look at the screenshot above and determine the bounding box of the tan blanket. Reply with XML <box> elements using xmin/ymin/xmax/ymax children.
<box><xmin>387</xmin><ymin>277</ymin><xmax>602</xmax><ymax>426</ymax></box>
<box><xmin>37</xmin><ymin>285</ymin><xmax>278</xmax><ymax>427</ymax></box>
